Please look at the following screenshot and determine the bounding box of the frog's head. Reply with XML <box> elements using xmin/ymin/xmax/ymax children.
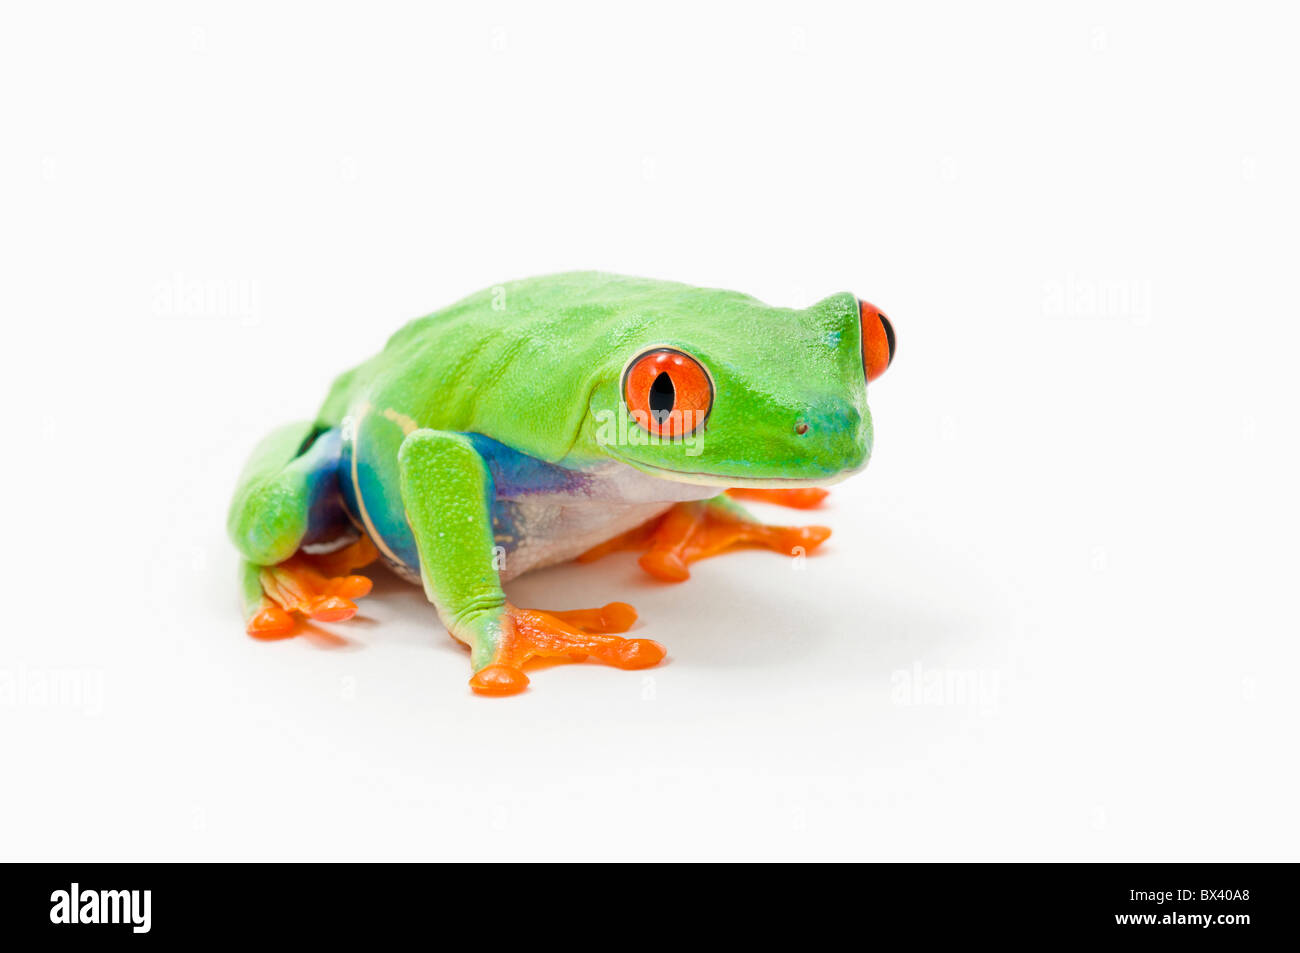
<box><xmin>582</xmin><ymin>289</ymin><xmax>895</xmax><ymax>488</ymax></box>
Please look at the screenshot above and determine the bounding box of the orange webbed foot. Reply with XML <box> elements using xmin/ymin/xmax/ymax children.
<box><xmin>248</xmin><ymin>541</ymin><xmax>377</xmax><ymax>637</ymax></box>
<box><xmin>580</xmin><ymin>498</ymin><xmax>832</xmax><ymax>583</ymax></box>
<box><xmin>469</xmin><ymin>602</ymin><xmax>665</xmax><ymax>696</ymax></box>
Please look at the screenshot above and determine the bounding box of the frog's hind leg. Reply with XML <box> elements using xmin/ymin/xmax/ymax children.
<box><xmin>229</xmin><ymin>422</ymin><xmax>376</xmax><ymax>638</ymax></box>
<box><xmin>578</xmin><ymin>494</ymin><xmax>831</xmax><ymax>583</ymax></box>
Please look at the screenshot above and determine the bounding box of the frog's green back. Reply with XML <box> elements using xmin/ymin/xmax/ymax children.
<box><xmin>313</xmin><ymin>271</ymin><xmax>869</xmax><ymax>479</ymax></box>
<box><xmin>314</xmin><ymin>272</ymin><xmax>746</xmax><ymax>426</ymax></box>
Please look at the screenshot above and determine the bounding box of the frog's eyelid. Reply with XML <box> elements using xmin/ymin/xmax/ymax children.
<box><xmin>618</xmin><ymin>345</ymin><xmax>717</xmax><ymax>403</ymax></box>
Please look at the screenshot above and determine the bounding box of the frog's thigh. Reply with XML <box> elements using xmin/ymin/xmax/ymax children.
<box><xmin>228</xmin><ymin>423</ymin><xmax>353</xmax><ymax>566</ymax></box>
<box><xmin>230</xmin><ymin>424</ymin><xmax>369</xmax><ymax>637</ymax></box>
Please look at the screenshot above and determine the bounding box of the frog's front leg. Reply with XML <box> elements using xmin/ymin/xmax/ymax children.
<box><xmin>398</xmin><ymin>429</ymin><xmax>666</xmax><ymax>696</ymax></box>
<box><xmin>578</xmin><ymin>494</ymin><xmax>831</xmax><ymax>582</ymax></box>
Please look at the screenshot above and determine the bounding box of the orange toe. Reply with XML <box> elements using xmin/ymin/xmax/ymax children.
<box><xmin>639</xmin><ymin>550</ymin><xmax>691</xmax><ymax>582</ymax></box>
<box><xmin>247</xmin><ymin>606</ymin><xmax>295</xmax><ymax>639</ymax></box>
<box><xmin>308</xmin><ymin>596</ymin><xmax>358</xmax><ymax>623</ymax></box>
<box><xmin>597</xmin><ymin>601</ymin><xmax>638</xmax><ymax>632</ymax></box>
<box><xmin>782</xmin><ymin>525</ymin><xmax>832</xmax><ymax>552</ymax></box>
<box><xmin>612</xmin><ymin>638</ymin><xmax>667</xmax><ymax>669</ymax></box>
<box><xmin>328</xmin><ymin>575</ymin><xmax>373</xmax><ymax>600</ymax></box>
<box><xmin>550</xmin><ymin>601</ymin><xmax>638</xmax><ymax>633</ymax></box>
<box><xmin>470</xmin><ymin>663</ymin><xmax>530</xmax><ymax>696</ymax></box>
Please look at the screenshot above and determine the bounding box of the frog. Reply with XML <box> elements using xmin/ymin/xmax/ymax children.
<box><xmin>227</xmin><ymin>272</ymin><xmax>895</xmax><ymax>695</ymax></box>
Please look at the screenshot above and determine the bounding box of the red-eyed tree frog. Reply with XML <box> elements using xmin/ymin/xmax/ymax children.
<box><xmin>227</xmin><ymin>272</ymin><xmax>895</xmax><ymax>695</ymax></box>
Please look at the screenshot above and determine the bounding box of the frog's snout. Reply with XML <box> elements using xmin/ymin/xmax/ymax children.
<box><xmin>795</xmin><ymin>399</ymin><xmax>861</xmax><ymax>436</ymax></box>
<box><xmin>792</xmin><ymin>397</ymin><xmax>872</xmax><ymax>474</ymax></box>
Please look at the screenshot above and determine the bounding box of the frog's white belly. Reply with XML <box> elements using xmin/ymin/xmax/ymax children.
<box><xmin>496</xmin><ymin>499</ymin><xmax>671</xmax><ymax>581</ymax></box>
<box><xmin>495</xmin><ymin>461</ymin><xmax>719</xmax><ymax>581</ymax></box>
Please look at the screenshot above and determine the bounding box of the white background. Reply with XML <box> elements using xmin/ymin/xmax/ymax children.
<box><xmin>3</xmin><ymin>1</ymin><xmax>1297</xmax><ymax>861</ymax></box>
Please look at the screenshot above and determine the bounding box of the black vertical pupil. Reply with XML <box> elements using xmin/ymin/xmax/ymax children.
<box><xmin>649</xmin><ymin>371</ymin><xmax>675</xmax><ymax>423</ymax></box>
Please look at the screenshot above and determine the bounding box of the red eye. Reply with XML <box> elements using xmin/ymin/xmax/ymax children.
<box><xmin>859</xmin><ymin>299</ymin><xmax>896</xmax><ymax>383</ymax></box>
<box><xmin>623</xmin><ymin>348</ymin><xmax>712</xmax><ymax>438</ymax></box>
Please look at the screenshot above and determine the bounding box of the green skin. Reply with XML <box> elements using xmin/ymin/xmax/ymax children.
<box><xmin>229</xmin><ymin>272</ymin><xmax>875</xmax><ymax>677</ymax></box>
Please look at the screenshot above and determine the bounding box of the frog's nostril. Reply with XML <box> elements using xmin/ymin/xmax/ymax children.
<box><xmin>794</xmin><ymin>422</ymin><xmax>809</xmax><ymax>435</ymax></box>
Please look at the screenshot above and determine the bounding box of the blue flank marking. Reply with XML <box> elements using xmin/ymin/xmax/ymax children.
<box><xmin>336</xmin><ymin>425</ymin><xmax>589</xmax><ymax>577</ymax></box>
<box><xmin>465</xmin><ymin>433</ymin><xmax>590</xmax><ymax>560</ymax></box>
<box><xmin>298</xmin><ymin>428</ymin><xmax>353</xmax><ymax>547</ymax></box>
<box><xmin>462</xmin><ymin>433</ymin><xmax>586</xmax><ymax>497</ymax></box>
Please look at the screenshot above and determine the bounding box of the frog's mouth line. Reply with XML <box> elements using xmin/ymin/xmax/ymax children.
<box><xmin>603</xmin><ymin>448</ymin><xmax>864</xmax><ymax>490</ymax></box>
